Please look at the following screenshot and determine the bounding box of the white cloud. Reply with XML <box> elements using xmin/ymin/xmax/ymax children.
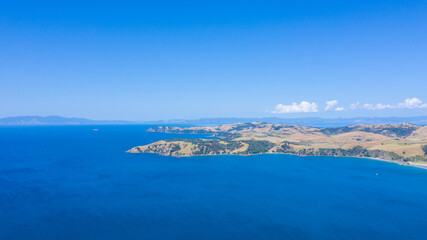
<box><xmin>272</xmin><ymin>97</ymin><xmax>427</xmax><ymax>114</ymax></box>
<box><xmin>273</xmin><ymin>101</ymin><xmax>318</xmax><ymax>114</ymax></box>
<box><xmin>362</xmin><ymin>103</ymin><xmax>394</xmax><ymax>110</ymax></box>
<box><xmin>325</xmin><ymin>100</ymin><xmax>338</xmax><ymax>111</ymax></box>
<box><xmin>397</xmin><ymin>98</ymin><xmax>427</xmax><ymax>109</ymax></box>
<box><xmin>349</xmin><ymin>97</ymin><xmax>427</xmax><ymax>111</ymax></box>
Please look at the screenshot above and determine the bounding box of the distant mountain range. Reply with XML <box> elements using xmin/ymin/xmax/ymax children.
<box><xmin>1</xmin><ymin>115</ymin><xmax>427</xmax><ymax>127</ymax></box>
<box><xmin>0</xmin><ymin>116</ymin><xmax>130</xmax><ymax>126</ymax></box>
<box><xmin>144</xmin><ymin>116</ymin><xmax>427</xmax><ymax>127</ymax></box>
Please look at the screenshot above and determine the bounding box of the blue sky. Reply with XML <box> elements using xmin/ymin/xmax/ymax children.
<box><xmin>1</xmin><ymin>0</ymin><xmax>426</xmax><ymax>120</ymax></box>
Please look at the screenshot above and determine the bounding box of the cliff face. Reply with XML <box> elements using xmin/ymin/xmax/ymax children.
<box><xmin>129</xmin><ymin>123</ymin><xmax>427</xmax><ymax>164</ymax></box>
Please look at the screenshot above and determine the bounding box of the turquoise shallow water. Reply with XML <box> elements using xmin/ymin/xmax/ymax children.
<box><xmin>0</xmin><ymin>125</ymin><xmax>427</xmax><ymax>240</ymax></box>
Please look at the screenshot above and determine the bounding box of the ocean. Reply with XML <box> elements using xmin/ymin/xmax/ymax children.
<box><xmin>0</xmin><ymin>125</ymin><xmax>426</xmax><ymax>240</ymax></box>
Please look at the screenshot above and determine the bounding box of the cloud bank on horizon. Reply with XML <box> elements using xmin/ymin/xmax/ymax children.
<box><xmin>273</xmin><ymin>98</ymin><xmax>427</xmax><ymax>114</ymax></box>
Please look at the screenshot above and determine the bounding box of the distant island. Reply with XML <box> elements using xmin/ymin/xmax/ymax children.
<box><xmin>128</xmin><ymin>122</ymin><xmax>427</xmax><ymax>167</ymax></box>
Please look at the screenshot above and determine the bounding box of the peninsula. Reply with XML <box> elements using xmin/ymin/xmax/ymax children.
<box><xmin>128</xmin><ymin>122</ymin><xmax>427</xmax><ymax>166</ymax></box>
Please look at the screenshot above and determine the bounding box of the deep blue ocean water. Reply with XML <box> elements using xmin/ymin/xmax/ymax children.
<box><xmin>0</xmin><ymin>125</ymin><xmax>426</xmax><ymax>240</ymax></box>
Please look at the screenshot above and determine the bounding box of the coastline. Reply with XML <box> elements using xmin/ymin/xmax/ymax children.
<box><xmin>132</xmin><ymin>122</ymin><xmax>427</xmax><ymax>169</ymax></box>
<box><xmin>360</xmin><ymin>156</ymin><xmax>427</xmax><ymax>169</ymax></box>
<box><xmin>129</xmin><ymin>150</ymin><xmax>427</xmax><ymax>170</ymax></box>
